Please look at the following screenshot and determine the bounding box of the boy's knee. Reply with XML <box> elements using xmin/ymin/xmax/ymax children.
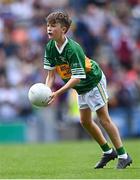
<box><xmin>100</xmin><ymin>117</ymin><xmax>112</xmax><ymax>128</ymax></box>
<box><xmin>80</xmin><ymin>118</ymin><xmax>91</xmax><ymax>128</ymax></box>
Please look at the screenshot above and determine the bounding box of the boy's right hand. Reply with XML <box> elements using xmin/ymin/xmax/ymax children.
<box><xmin>48</xmin><ymin>92</ymin><xmax>58</xmax><ymax>105</ymax></box>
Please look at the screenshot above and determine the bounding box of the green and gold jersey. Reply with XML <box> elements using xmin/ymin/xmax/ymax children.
<box><xmin>44</xmin><ymin>37</ymin><xmax>102</xmax><ymax>94</ymax></box>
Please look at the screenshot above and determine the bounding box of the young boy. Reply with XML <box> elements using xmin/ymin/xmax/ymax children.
<box><xmin>44</xmin><ymin>11</ymin><xmax>132</xmax><ymax>169</ymax></box>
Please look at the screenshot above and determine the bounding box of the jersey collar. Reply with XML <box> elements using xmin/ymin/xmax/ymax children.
<box><xmin>55</xmin><ymin>37</ymin><xmax>68</xmax><ymax>54</ymax></box>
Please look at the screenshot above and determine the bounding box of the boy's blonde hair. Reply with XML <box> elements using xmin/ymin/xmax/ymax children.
<box><xmin>46</xmin><ymin>11</ymin><xmax>72</xmax><ymax>33</ymax></box>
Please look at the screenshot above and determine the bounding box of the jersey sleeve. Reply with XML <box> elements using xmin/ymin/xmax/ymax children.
<box><xmin>68</xmin><ymin>46</ymin><xmax>86</xmax><ymax>79</ymax></box>
<box><xmin>44</xmin><ymin>44</ymin><xmax>55</xmax><ymax>70</ymax></box>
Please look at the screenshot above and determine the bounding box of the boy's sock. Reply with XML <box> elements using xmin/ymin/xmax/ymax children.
<box><xmin>100</xmin><ymin>143</ymin><xmax>112</xmax><ymax>154</ymax></box>
<box><xmin>116</xmin><ymin>146</ymin><xmax>128</xmax><ymax>159</ymax></box>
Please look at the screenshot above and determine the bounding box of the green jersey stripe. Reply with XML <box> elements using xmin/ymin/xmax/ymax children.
<box><xmin>72</xmin><ymin>70</ymin><xmax>85</xmax><ymax>73</ymax></box>
<box><xmin>44</xmin><ymin>65</ymin><xmax>55</xmax><ymax>70</ymax></box>
<box><xmin>71</xmin><ymin>75</ymin><xmax>86</xmax><ymax>79</ymax></box>
<box><xmin>71</xmin><ymin>68</ymin><xmax>84</xmax><ymax>70</ymax></box>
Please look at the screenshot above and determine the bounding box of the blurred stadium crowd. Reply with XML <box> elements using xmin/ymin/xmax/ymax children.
<box><xmin>0</xmin><ymin>0</ymin><xmax>140</xmax><ymax>141</ymax></box>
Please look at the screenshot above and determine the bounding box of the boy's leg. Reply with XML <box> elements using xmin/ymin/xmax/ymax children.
<box><xmin>96</xmin><ymin>104</ymin><xmax>132</xmax><ymax>169</ymax></box>
<box><xmin>80</xmin><ymin>108</ymin><xmax>107</xmax><ymax>144</ymax></box>
<box><xmin>79</xmin><ymin>108</ymin><xmax>117</xmax><ymax>168</ymax></box>
<box><xmin>96</xmin><ymin>104</ymin><xmax>122</xmax><ymax>149</ymax></box>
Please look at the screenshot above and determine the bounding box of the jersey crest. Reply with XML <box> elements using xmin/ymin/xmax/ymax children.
<box><xmin>56</xmin><ymin>64</ymin><xmax>71</xmax><ymax>79</ymax></box>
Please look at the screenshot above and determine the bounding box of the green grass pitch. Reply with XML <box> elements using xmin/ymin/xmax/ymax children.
<box><xmin>0</xmin><ymin>139</ymin><xmax>139</xmax><ymax>179</ymax></box>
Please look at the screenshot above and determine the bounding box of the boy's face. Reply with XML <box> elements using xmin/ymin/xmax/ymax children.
<box><xmin>47</xmin><ymin>22</ymin><xmax>66</xmax><ymax>41</ymax></box>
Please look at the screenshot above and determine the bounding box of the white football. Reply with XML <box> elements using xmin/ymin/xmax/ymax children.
<box><xmin>28</xmin><ymin>83</ymin><xmax>52</xmax><ymax>107</ymax></box>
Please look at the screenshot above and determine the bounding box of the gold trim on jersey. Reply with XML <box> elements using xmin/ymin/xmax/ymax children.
<box><xmin>56</xmin><ymin>64</ymin><xmax>71</xmax><ymax>79</ymax></box>
<box><xmin>85</xmin><ymin>57</ymin><xmax>92</xmax><ymax>72</ymax></box>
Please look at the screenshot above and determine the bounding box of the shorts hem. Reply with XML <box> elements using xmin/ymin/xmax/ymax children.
<box><xmin>79</xmin><ymin>106</ymin><xmax>89</xmax><ymax>110</ymax></box>
<box><xmin>94</xmin><ymin>101</ymin><xmax>108</xmax><ymax>111</ymax></box>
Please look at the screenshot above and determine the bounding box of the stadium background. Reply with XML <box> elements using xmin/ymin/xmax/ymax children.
<box><xmin>0</xmin><ymin>0</ymin><xmax>140</xmax><ymax>143</ymax></box>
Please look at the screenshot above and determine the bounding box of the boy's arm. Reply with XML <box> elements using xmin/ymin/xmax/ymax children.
<box><xmin>55</xmin><ymin>78</ymin><xmax>80</xmax><ymax>96</ymax></box>
<box><xmin>45</xmin><ymin>69</ymin><xmax>56</xmax><ymax>88</ymax></box>
<box><xmin>48</xmin><ymin>78</ymin><xmax>80</xmax><ymax>104</ymax></box>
